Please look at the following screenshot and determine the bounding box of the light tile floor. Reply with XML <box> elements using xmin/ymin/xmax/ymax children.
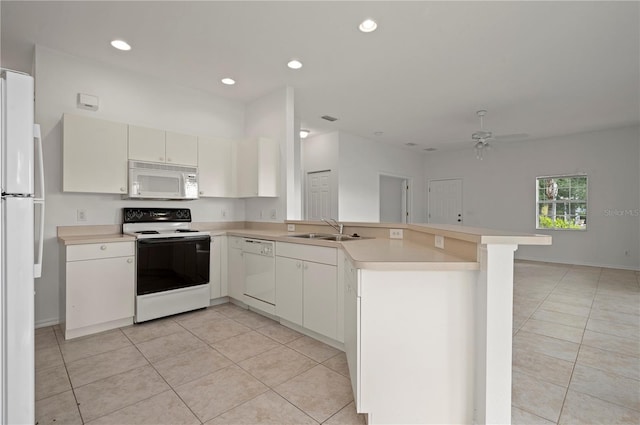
<box><xmin>34</xmin><ymin>261</ymin><xmax>639</xmax><ymax>424</ymax></box>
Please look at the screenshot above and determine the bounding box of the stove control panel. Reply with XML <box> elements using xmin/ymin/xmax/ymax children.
<box><xmin>123</xmin><ymin>208</ymin><xmax>192</xmax><ymax>223</ymax></box>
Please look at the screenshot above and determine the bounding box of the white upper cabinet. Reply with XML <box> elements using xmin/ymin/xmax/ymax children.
<box><xmin>128</xmin><ymin>125</ymin><xmax>198</xmax><ymax>166</ymax></box>
<box><xmin>198</xmin><ymin>136</ymin><xmax>234</xmax><ymax>197</ymax></box>
<box><xmin>63</xmin><ymin>113</ymin><xmax>128</xmax><ymax>194</ymax></box>
<box><xmin>235</xmin><ymin>137</ymin><xmax>279</xmax><ymax>198</ymax></box>
<box><xmin>128</xmin><ymin>125</ymin><xmax>165</xmax><ymax>163</ymax></box>
<box><xmin>166</xmin><ymin>132</ymin><xmax>198</xmax><ymax>166</ymax></box>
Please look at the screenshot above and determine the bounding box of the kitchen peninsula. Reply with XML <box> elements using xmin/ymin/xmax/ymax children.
<box><xmin>58</xmin><ymin>220</ymin><xmax>550</xmax><ymax>425</ymax></box>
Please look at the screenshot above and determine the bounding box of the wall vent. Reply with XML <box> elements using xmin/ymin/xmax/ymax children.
<box><xmin>321</xmin><ymin>115</ymin><xmax>338</xmax><ymax>122</ymax></box>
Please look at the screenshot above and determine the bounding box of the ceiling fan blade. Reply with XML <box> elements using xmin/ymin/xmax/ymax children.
<box><xmin>493</xmin><ymin>133</ymin><xmax>529</xmax><ymax>141</ymax></box>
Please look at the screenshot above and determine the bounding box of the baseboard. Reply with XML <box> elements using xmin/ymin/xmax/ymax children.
<box><xmin>515</xmin><ymin>256</ymin><xmax>640</xmax><ymax>271</ymax></box>
<box><xmin>35</xmin><ymin>318</ymin><xmax>60</xmax><ymax>329</ymax></box>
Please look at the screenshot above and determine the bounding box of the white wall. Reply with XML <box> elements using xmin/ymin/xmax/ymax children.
<box><xmin>339</xmin><ymin>132</ymin><xmax>426</xmax><ymax>223</ymax></box>
<box><xmin>244</xmin><ymin>86</ymin><xmax>294</xmax><ymax>223</ymax></box>
<box><xmin>34</xmin><ymin>46</ymin><xmax>248</xmax><ymax>326</ymax></box>
<box><xmin>424</xmin><ymin>125</ymin><xmax>640</xmax><ymax>270</ymax></box>
<box><xmin>301</xmin><ymin>131</ymin><xmax>340</xmax><ymax>219</ymax></box>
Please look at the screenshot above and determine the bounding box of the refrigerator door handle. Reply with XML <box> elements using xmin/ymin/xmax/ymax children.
<box><xmin>34</xmin><ymin>123</ymin><xmax>45</xmax><ymax>278</ymax></box>
<box><xmin>34</xmin><ymin>199</ymin><xmax>44</xmax><ymax>278</ymax></box>
<box><xmin>34</xmin><ymin>124</ymin><xmax>44</xmax><ymax>201</ymax></box>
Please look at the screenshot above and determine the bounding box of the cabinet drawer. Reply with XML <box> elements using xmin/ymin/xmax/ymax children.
<box><xmin>67</xmin><ymin>242</ymin><xmax>135</xmax><ymax>262</ymax></box>
<box><xmin>276</xmin><ymin>242</ymin><xmax>337</xmax><ymax>265</ymax></box>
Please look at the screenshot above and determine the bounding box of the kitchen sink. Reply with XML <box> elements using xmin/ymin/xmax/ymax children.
<box><xmin>289</xmin><ymin>233</ymin><xmax>373</xmax><ymax>241</ymax></box>
<box><xmin>290</xmin><ymin>233</ymin><xmax>333</xmax><ymax>239</ymax></box>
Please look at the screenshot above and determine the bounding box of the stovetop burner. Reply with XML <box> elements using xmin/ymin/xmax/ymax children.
<box><xmin>136</xmin><ymin>230</ymin><xmax>160</xmax><ymax>235</ymax></box>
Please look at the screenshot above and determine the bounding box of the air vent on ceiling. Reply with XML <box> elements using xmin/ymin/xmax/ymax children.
<box><xmin>321</xmin><ymin>115</ymin><xmax>338</xmax><ymax>122</ymax></box>
<box><xmin>424</xmin><ymin>147</ymin><xmax>437</xmax><ymax>152</ymax></box>
<box><xmin>405</xmin><ymin>142</ymin><xmax>417</xmax><ymax>147</ymax></box>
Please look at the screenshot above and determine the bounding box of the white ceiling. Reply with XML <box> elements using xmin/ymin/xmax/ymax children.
<box><xmin>2</xmin><ymin>1</ymin><xmax>638</xmax><ymax>152</ymax></box>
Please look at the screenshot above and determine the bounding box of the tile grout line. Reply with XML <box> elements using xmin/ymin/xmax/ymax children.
<box><xmin>553</xmin><ymin>266</ymin><xmax>603</xmax><ymax>424</ymax></box>
<box><xmin>53</xmin><ymin>326</ymin><xmax>86</xmax><ymax>425</ymax></box>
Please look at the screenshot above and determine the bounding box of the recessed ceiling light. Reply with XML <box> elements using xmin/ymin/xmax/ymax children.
<box><xmin>300</xmin><ymin>129</ymin><xmax>310</xmax><ymax>139</ymax></box>
<box><xmin>359</xmin><ymin>19</ymin><xmax>378</xmax><ymax>33</ymax></box>
<box><xmin>110</xmin><ymin>39</ymin><xmax>131</xmax><ymax>51</ymax></box>
<box><xmin>221</xmin><ymin>78</ymin><xmax>236</xmax><ymax>85</ymax></box>
<box><xmin>287</xmin><ymin>59</ymin><xmax>303</xmax><ymax>69</ymax></box>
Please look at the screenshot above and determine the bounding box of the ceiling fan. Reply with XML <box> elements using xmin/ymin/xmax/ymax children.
<box><xmin>472</xmin><ymin>110</ymin><xmax>492</xmax><ymax>160</ymax></box>
<box><xmin>470</xmin><ymin>109</ymin><xmax>528</xmax><ymax>160</ymax></box>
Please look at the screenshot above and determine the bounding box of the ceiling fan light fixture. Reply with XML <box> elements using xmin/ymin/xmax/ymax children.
<box><xmin>287</xmin><ymin>59</ymin><xmax>303</xmax><ymax>70</ymax></box>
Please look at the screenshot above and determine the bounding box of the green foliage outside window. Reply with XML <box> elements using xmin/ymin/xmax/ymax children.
<box><xmin>536</xmin><ymin>176</ymin><xmax>587</xmax><ymax>230</ymax></box>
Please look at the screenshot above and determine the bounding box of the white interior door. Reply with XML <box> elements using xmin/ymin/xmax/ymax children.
<box><xmin>305</xmin><ymin>170</ymin><xmax>332</xmax><ymax>221</ymax></box>
<box><xmin>380</xmin><ymin>175</ymin><xmax>409</xmax><ymax>223</ymax></box>
<box><xmin>428</xmin><ymin>179</ymin><xmax>463</xmax><ymax>224</ymax></box>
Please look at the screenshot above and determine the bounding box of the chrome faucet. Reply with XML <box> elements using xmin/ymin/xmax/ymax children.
<box><xmin>322</xmin><ymin>218</ymin><xmax>344</xmax><ymax>235</ymax></box>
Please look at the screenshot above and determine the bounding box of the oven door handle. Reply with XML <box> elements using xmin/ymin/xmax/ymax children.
<box><xmin>137</xmin><ymin>236</ymin><xmax>211</xmax><ymax>244</ymax></box>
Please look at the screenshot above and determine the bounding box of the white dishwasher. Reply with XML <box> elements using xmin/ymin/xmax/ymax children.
<box><xmin>242</xmin><ymin>238</ymin><xmax>276</xmax><ymax>313</ymax></box>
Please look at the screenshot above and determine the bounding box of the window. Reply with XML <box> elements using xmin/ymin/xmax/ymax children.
<box><xmin>536</xmin><ymin>175</ymin><xmax>587</xmax><ymax>230</ymax></box>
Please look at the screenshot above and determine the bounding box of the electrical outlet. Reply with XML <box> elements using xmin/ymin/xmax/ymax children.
<box><xmin>260</xmin><ymin>210</ymin><xmax>264</xmax><ymax>219</ymax></box>
<box><xmin>77</xmin><ymin>209</ymin><xmax>87</xmax><ymax>222</ymax></box>
<box><xmin>270</xmin><ymin>209</ymin><xmax>277</xmax><ymax>219</ymax></box>
<box><xmin>221</xmin><ymin>209</ymin><xmax>227</xmax><ymax>218</ymax></box>
<box><xmin>287</xmin><ymin>224</ymin><xmax>296</xmax><ymax>232</ymax></box>
<box><xmin>390</xmin><ymin>229</ymin><xmax>403</xmax><ymax>239</ymax></box>
<box><xmin>435</xmin><ymin>235</ymin><xmax>445</xmax><ymax>249</ymax></box>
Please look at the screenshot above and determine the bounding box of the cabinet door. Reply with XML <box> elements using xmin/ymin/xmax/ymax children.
<box><xmin>235</xmin><ymin>138</ymin><xmax>259</xmax><ymax>197</ymax></box>
<box><xmin>63</xmin><ymin>114</ymin><xmax>128</xmax><ymax>194</ymax></box>
<box><xmin>198</xmin><ymin>137</ymin><xmax>234</xmax><ymax>197</ymax></box>
<box><xmin>166</xmin><ymin>132</ymin><xmax>198</xmax><ymax>166</ymax></box>
<box><xmin>210</xmin><ymin>237</ymin><xmax>222</xmax><ymax>299</ymax></box>
<box><xmin>275</xmin><ymin>256</ymin><xmax>303</xmax><ymax>326</ymax></box>
<box><xmin>66</xmin><ymin>256</ymin><xmax>135</xmax><ymax>330</ymax></box>
<box><xmin>303</xmin><ymin>262</ymin><xmax>337</xmax><ymax>339</ymax></box>
<box><xmin>228</xmin><ymin>247</ymin><xmax>244</xmax><ymax>300</ymax></box>
<box><xmin>257</xmin><ymin>137</ymin><xmax>279</xmax><ymax>197</ymax></box>
<box><xmin>128</xmin><ymin>125</ymin><xmax>165</xmax><ymax>163</ymax></box>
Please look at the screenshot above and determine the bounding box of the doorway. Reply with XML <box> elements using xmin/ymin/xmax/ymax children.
<box><xmin>379</xmin><ymin>175</ymin><xmax>409</xmax><ymax>223</ymax></box>
<box><xmin>428</xmin><ymin>179</ymin><xmax>463</xmax><ymax>224</ymax></box>
<box><xmin>305</xmin><ymin>170</ymin><xmax>332</xmax><ymax>221</ymax></box>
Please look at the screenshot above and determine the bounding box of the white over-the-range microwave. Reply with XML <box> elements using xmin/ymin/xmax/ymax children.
<box><xmin>127</xmin><ymin>160</ymin><xmax>199</xmax><ymax>200</ymax></box>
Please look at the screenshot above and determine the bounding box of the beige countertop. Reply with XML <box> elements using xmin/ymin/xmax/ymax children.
<box><xmin>56</xmin><ymin>221</ymin><xmax>551</xmax><ymax>271</ymax></box>
<box><xmin>58</xmin><ymin>233</ymin><xmax>136</xmax><ymax>245</ymax></box>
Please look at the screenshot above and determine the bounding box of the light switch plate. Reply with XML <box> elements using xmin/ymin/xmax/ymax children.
<box><xmin>390</xmin><ymin>229</ymin><xmax>403</xmax><ymax>239</ymax></box>
<box><xmin>435</xmin><ymin>235</ymin><xmax>445</xmax><ymax>249</ymax></box>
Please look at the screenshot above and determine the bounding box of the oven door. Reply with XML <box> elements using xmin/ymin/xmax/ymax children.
<box><xmin>136</xmin><ymin>236</ymin><xmax>210</xmax><ymax>295</ymax></box>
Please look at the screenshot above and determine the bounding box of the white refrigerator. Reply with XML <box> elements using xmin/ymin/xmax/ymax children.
<box><xmin>0</xmin><ymin>69</ymin><xmax>44</xmax><ymax>424</ymax></box>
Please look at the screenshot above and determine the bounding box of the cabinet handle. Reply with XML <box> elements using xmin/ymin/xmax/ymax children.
<box><xmin>167</xmin><ymin>157</ymin><xmax>172</xmax><ymax>162</ymax></box>
<box><xmin>100</xmin><ymin>245</ymin><xmax>107</xmax><ymax>251</ymax></box>
<box><xmin>120</xmin><ymin>187</ymin><xmax>126</xmax><ymax>192</ymax></box>
<box><xmin>304</xmin><ymin>264</ymin><xmax>308</xmax><ymax>270</ymax></box>
<box><xmin>127</xmin><ymin>258</ymin><xmax>133</xmax><ymax>263</ymax></box>
<box><xmin>159</xmin><ymin>157</ymin><xmax>164</xmax><ymax>161</ymax></box>
<box><xmin>296</xmin><ymin>262</ymin><xmax>301</xmax><ymax>269</ymax></box>
<box><xmin>199</xmin><ymin>191</ymin><xmax>204</xmax><ymax>195</ymax></box>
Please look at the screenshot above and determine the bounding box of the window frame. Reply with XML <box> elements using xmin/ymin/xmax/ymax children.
<box><xmin>536</xmin><ymin>174</ymin><xmax>588</xmax><ymax>231</ymax></box>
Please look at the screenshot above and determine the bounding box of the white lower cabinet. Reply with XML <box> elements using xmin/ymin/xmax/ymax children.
<box><xmin>61</xmin><ymin>241</ymin><xmax>135</xmax><ymax>340</ymax></box>
<box><xmin>227</xmin><ymin>236</ymin><xmax>244</xmax><ymax>300</ymax></box>
<box><xmin>275</xmin><ymin>242</ymin><xmax>338</xmax><ymax>341</ymax></box>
